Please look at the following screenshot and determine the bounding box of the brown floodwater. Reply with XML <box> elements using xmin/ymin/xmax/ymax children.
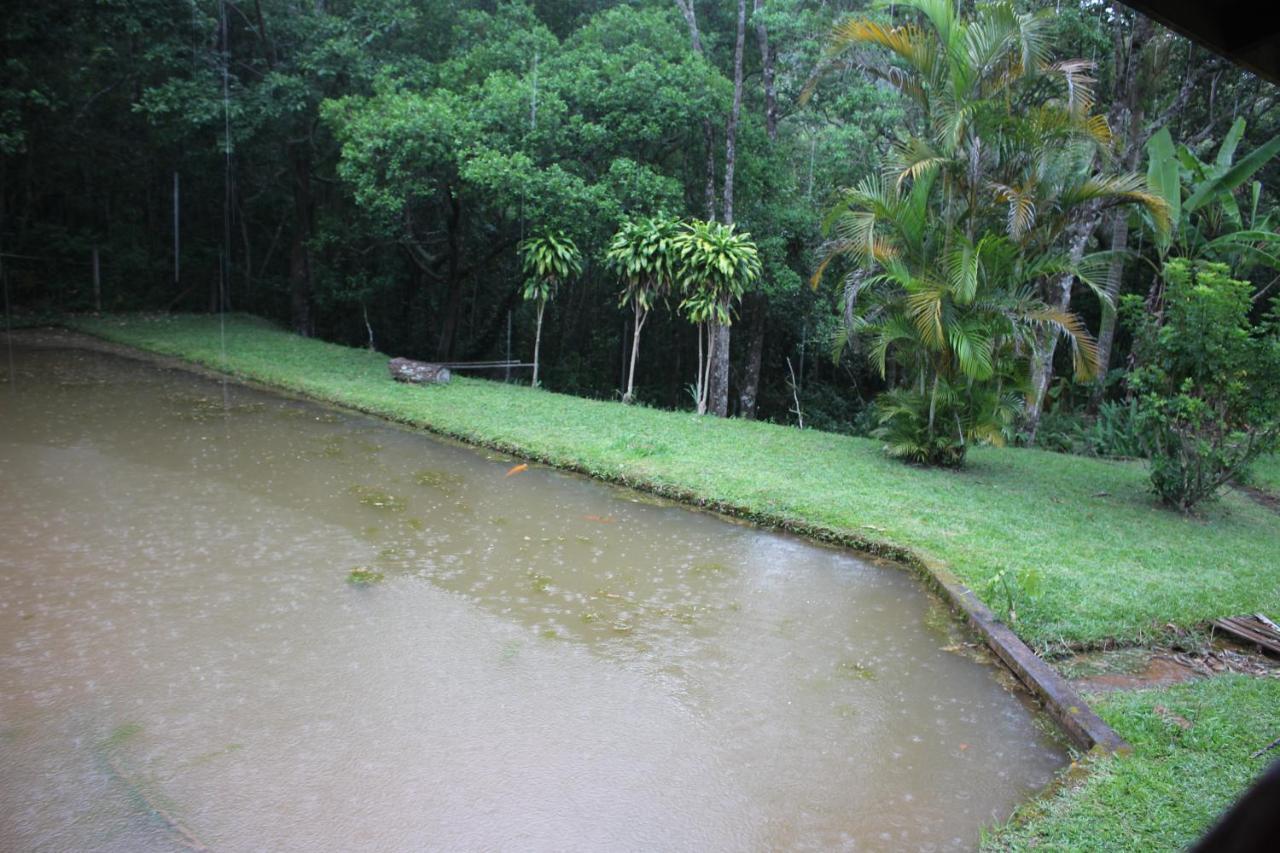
<box><xmin>0</xmin><ymin>344</ymin><xmax>1065</xmax><ymax>851</ymax></box>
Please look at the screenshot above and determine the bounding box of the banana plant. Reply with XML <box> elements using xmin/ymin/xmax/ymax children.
<box><xmin>1143</xmin><ymin>119</ymin><xmax>1280</xmax><ymax>299</ymax></box>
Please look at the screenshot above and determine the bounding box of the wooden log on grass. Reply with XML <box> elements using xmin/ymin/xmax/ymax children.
<box><xmin>388</xmin><ymin>358</ymin><xmax>451</xmax><ymax>385</ymax></box>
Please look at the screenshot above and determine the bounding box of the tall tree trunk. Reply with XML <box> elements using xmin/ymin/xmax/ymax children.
<box><xmin>434</xmin><ymin>186</ymin><xmax>464</xmax><ymax>359</ymax></box>
<box><xmin>694</xmin><ymin>320</ymin><xmax>706</xmax><ymax>414</ymax></box>
<box><xmin>708</xmin><ymin>0</ymin><xmax>748</xmax><ymax>418</ymax></box>
<box><xmin>738</xmin><ymin>295</ymin><xmax>765</xmax><ymax>418</ymax></box>
<box><xmin>287</xmin><ymin>144</ymin><xmax>313</xmax><ymax>337</ymax></box>
<box><xmin>736</xmin><ymin>0</ymin><xmax>776</xmax><ymax>420</ymax></box>
<box><xmin>673</xmin><ymin>0</ymin><xmax>717</xmax><ymax>221</ymax></box>
<box><xmin>1026</xmin><ymin>207</ymin><xmax>1102</xmax><ymax>440</ymax></box>
<box><xmin>722</xmin><ymin>0</ymin><xmax>746</xmax><ymax>227</ymax></box>
<box><xmin>703</xmin><ymin>123</ymin><xmax>718</xmax><ymax>221</ymax></box>
<box><xmin>1090</xmin><ymin>13</ymin><xmax>1153</xmax><ymax>410</ymax></box>
<box><xmin>672</xmin><ymin>0</ymin><xmax>702</xmax><ymax>52</ymax></box>
<box><xmin>753</xmin><ymin>0</ymin><xmax>778</xmax><ymax>142</ymax></box>
<box><xmin>625</xmin><ymin>302</ymin><xmax>646</xmax><ymax>403</ymax></box>
<box><xmin>1026</xmin><ymin>15</ymin><xmax>1155</xmax><ymax>438</ymax></box>
<box><xmin>700</xmin><ymin>321</ymin><xmax>717</xmax><ymax>415</ymax></box>
<box><xmin>532</xmin><ymin>299</ymin><xmax>545</xmax><ymax>388</ymax></box>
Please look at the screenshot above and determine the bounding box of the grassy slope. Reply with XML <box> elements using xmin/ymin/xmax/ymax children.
<box><xmin>1252</xmin><ymin>454</ymin><xmax>1280</xmax><ymax>494</ymax></box>
<box><xmin>67</xmin><ymin>314</ymin><xmax>1279</xmax><ymax>651</ymax></box>
<box><xmin>987</xmin><ymin>676</ymin><xmax>1280</xmax><ymax>851</ymax></box>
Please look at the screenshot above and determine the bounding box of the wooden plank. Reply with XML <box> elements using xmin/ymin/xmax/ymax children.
<box><xmin>1212</xmin><ymin>615</ymin><xmax>1280</xmax><ymax>656</ymax></box>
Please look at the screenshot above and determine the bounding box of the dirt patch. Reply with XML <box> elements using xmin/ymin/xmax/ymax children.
<box><xmin>1237</xmin><ymin>484</ymin><xmax>1280</xmax><ymax>514</ymax></box>
<box><xmin>1071</xmin><ymin>654</ymin><xmax>1200</xmax><ymax>694</ymax></box>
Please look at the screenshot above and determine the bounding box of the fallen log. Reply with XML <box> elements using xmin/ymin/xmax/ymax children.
<box><xmin>388</xmin><ymin>358</ymin><xmax>451</xmax><ymax>385</ymax></box>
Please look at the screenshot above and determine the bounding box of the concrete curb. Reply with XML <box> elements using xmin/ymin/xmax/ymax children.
<box><xmin>17</xmin><ymin>325</ymin><xmax>1132</xmax><ymax>756</ymax></box>
<box><xmin>926</xmin><ymin>565</ymin><xmax>1131</xmax><ymax>755</ymax></box>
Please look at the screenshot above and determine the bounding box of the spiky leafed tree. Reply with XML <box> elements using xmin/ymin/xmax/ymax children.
<box><xmin>605</xmin><ymin>216</ymin><xmax>680</xmax><ymax>403</ymax></box>
<box><xmin>519</xmin><ymin>231</ymin><xmax>582</xmax><ymax>388</ymax></box>
<box><xmin>674</xmin><ymin>220</ymin><xmax>761</xmax><ymax>415</ymax></box>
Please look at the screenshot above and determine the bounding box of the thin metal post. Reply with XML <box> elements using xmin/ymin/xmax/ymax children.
<box><xmin>92</xmin><ymin>245</ymin><xmax>101</xmax><ymax>311</ymax></box>
<box><xmin>173</xmin><ymin>171</ymin><xmax>180</xmax><ymax>285</ymax></box>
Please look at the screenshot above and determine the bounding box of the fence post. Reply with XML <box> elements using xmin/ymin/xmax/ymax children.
<box><xmin>92</xmin><ymin>245</ymin><xmax>101</xmax><ymax>311</ymax></box>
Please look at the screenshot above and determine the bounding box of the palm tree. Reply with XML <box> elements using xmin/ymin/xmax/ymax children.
<box><xmin>605</xmin><ymin>217</ymin><xmax>680</xmax><ymax>404</ymax></box>
<box><xmin>674</xmin><ymin>220</ymin><xmax>762</xmax><ymax>415</ymax></box>
<box><xmin>811</xmin><ymin>0</ymin><xmax>1168</xmax><ymax>459</ymax></box>
<box><xmin>820</xmin><ymin>171</ymin><xmax>1100</xmax><ymax>464</ymax></box>
<box><xmin>518</xmin><ymin>231</ymin><xmax>582</xmax><ymax>388</ymax></box>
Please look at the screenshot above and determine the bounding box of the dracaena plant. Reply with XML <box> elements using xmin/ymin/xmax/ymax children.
<box><xmin>673</xmin><ymin>220</ymin><xmax>762</xmax><ymax>415</ymax></box>
<box><xmin>605</xmin><ymin>216</ymin><xmax>680</xmax><ymax>404</ymax></box>
<box><xmin>519</xmin><ymin>231</ymin><xmax>582</xmax><ymax>389</ymax></box>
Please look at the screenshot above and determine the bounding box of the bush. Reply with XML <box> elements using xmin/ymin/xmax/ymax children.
<box><xmin>872</xmin><ymin>383</ymin><xmax>1019</xmax><ymax>467</ymax></box>
<box><xmin>1125</xmin><ymin>260</ymin><xmax>1280</xmax><ymax>511</ymax></box>
<box><xmin>1079</xmin><ymin>399</ymin><xmax>1146</xmax><ymax>459</ymax></box>
<box><xmin>1026</xmin><ymin>400</ymin><xmax>1143</xmax><ymax>459</ymax></box>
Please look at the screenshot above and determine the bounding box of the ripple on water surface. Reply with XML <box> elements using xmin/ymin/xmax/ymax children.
<box><xmin>0</xmin><ymin>345</ymin><xmax>1065</xmax><ymax>851</ymax></box>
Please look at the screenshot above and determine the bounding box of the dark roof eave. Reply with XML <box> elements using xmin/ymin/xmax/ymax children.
<box><xmin>1119</xmin><ymin>0</ymin><xmax>1280</xmax><ymax>85</ymax></box>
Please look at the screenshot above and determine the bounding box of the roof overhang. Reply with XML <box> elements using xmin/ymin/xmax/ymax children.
<box><xmin>1119</xmin><ymin>1</ymin><xmax>1280</xmax><ymax>84</ymax></box>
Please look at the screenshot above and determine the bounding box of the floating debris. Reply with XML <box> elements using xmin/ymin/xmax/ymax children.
<box><xmin>835</xmin><ymin>659</ymin><xmax>877</xmax><ymax>681</ymax></box>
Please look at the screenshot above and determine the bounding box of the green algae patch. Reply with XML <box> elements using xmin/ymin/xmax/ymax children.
<box><xmin>348</xmin><ymin>484</ymin><xmax>406</xmax><ymax>512</ymax></box>
<box><xmin>414</xmin><ymin>469</ymin><xmax>465</xmax><ymax>494</ymax></box>
<box><xmin>346</xmin><ymin>567</ymin><xmax>386</xmax><ymax>586</ymax></box>
<box><xmin>690</xmin><ymin>560</ymin><xmax>733</xmax><ymax>577</ymax></box>
<box><xmin>835</xmin><ymin>658</ymin><xmax>877</xmax><ymax>681</ymax></box>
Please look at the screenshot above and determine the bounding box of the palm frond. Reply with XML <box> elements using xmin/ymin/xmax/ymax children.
<box><xmin>1026</xmin><ymin>307</ymin><xmax>1100</xmax><ymax>379</ymax></box>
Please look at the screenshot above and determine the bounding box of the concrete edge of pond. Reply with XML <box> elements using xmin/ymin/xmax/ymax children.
<box><xmin>925</xmin><ymin>565</ymin><xmax>1132</xmax><ymax>756</ymax></box>
<box><xmin>9</xmin><ymin>325</ymin><xmax>1132</xmax><ymax>757</ymax></box>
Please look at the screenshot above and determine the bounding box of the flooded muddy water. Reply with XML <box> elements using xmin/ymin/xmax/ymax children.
<box><xmin>0</xmin><ymin>344</ymin><xmax>1064</xmax><ymax>851</ymax></box>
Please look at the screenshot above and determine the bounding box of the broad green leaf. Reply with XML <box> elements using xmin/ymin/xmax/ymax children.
<box><xmin>1185</xmin><ymin>133</ymin><xmax>1280</xmax><ymax>214</ymax></box>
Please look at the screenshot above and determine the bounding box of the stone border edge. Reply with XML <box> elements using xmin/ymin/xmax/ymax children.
<box><xmin>928</xmin><ymin>564</ymin><xmax>1131</xmax><ymax>755</ymax></box>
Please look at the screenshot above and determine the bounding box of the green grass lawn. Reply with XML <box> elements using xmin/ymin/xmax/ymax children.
<box><xmin>66</xmin><ymin>313</ymin><xmax>1279</xmax><ymax>652</ymax></box>
<box><xmin>986</xmin><ymin>675</ymin><xmax>1280</xmax><ymax>851</ymax></box>
<box><xmin>1251</xmin><ymin>453</ymin><xmax>1280</xmax><ymax>494</ymax></box>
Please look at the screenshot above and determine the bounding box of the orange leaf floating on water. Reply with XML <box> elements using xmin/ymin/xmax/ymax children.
<box><xmin>505</xmin><ymin>463</ymin><xmax>529</xmax><ymax>477</ymax></box>
<box><xmin>583</xmin><ymin>514</ymin><xmax>616</xmax><ymax>524</ymax></box>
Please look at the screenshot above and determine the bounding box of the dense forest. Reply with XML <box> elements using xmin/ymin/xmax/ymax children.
<box><xmin>4</xmin><ymin>0</ymin><xmax>1279</xmax><ymax>494</ymax></box>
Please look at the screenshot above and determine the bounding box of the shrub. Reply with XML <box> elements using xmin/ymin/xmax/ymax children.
<box><xmin>1080</xmin><ymin>399</ymin><xmax>1146</xmax><ymax>459</ymax></box>
<box><xmin>872</xmin><ymin>384</ymin><xmax>1020</xmax><ymax>468</ymax></box>
<box><xmin>1125</xmin><ymin>260</ymin><xmax>1280</xmax><ymax>511</ymax></box>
